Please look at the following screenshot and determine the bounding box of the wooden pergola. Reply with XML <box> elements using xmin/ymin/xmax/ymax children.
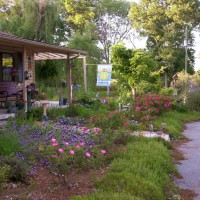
<box><xmin>0</xmin><ymin>31</ymin><xmax>87</xmax><ymax>109</ymax></box>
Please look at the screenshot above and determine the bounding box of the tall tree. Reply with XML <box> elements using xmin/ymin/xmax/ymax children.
<box><xmin>129</xmin><ymin>0</ymin><xmax>200</xmax><ymax>82</ymax></box>
<box><xmin>0</xmin><ymin>0</ymin><xmax>65</xmax><ymax>43</ymax></box>
<box><xmin>111</xmin><ymin>43</ymin><xmax>160</xmax><ymax>97</ymax></box>
<box><xmin>95</xmin><ymin>0</ymin><xmax>133</xmax><ymax>63</ymax></box>
<box><xmin>63</xmin><ymin>0</ymin><xmax>135</xmax><ymax>63</ymax></box>
<box><xmin>63</xmin><ymin>0</ymin><xmax>95</xmax><ymax>34</ymax></box>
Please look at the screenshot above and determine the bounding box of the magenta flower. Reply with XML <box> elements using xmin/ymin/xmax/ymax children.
<box><xmin>122</xmin><ymin>147</ymin><xmax>127</xmax><ymax>152</ymax></box>
<box><xmin>101</xmin><ymin>150</ymin><xmax>106</xmax><ymax>154</ymax></box>
<box><xmin>76</xmin><ymin>145</ymin><xmax>80</xmax><ymax>149</ymax></box>
<box><xmin>124</xmin><ymin>122</ymin><xmax>128</xmax><ymax>127</ymax></box>
<box><xmin>65</xmin><ymin>142</ymin><xmax>69</xmax><ymax>146</ymax></box>
<box><xmin>58</xmin><ymin>148</ymin><xmax>64</xmax><ymax>153</ymax></box>
<box><xmin>70</xmin><ymin>150</ymin><xmax>75</xmax><ymax>155</ymax></box>
<box><xmin>86</xmin><ymin>152</ymin><xmax>91</xmax><ymax>157</ymax></box>
<box><xmin>82</xmin><ymin>127</ymin><xmax>89</xmax><ymax>131</ymax></box>
<box><xmin>80</xmin><ymin>142</ymin><xmax>85</xmax><ymax>146</ymax></box>
<box><xmin>52</xmin><ymin>142</ymin><xmax>59</xmax><ymax>147</ymax></box>
<box><xmin>114</xmin><ymin>110</ymin><xmax>118</xmax><ymax>114</ymax></box>
<box><xmin>51</xmin><ymin>138</ymin><xmax>56</xmax><ymax>143</ymax></box>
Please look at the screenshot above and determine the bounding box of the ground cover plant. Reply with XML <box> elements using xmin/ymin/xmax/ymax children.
<box><xmin>71</xmin><ymin>137</ymin><xmax>177</xmax><ymax>200</ymax></box>
<box><xmin>1</xmin><ymin>93</ymin><xmax>200</xmax><ymax>199</ymax></box>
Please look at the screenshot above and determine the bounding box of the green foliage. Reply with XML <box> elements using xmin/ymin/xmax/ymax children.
<box><xmin>0</xmin><ymin>131</ymin><xmax>21</xmax><ymax>156</ymax></box>
<box><xmin>187</xmin><ymin>89</ymin><xmax>200</xmax><ymax>111</ymax></box>
<box><xmin>79</xmin><ymin>92</ymin><xmax>97</xmax><ymax>105</ymax></box>
<box><xmin>0</xmin><ymin>0</ymin><xmax>65</xmax><ymax>43</ymax></box>
<box><xmin>64</xmin><ymin>0</ymin><xmax>95</xmax><ymax>30</ymax></box>
<box><xmin>160</xmin><ymin>87</ymin><xmax>175</xmax><ymax>96</ymax></box>
<box><xmin>153</xmin><ymin>110</ymin><xmax>200</xmax><ymax>139</ymax></box>
<box><xmin>111</xmin><ymin>44</ymin><xmax>161</xmax><ymax>96</ymax></box>
<box><xmin>129</xmin><ymin>0</ymin><xmax>199</xmax><ymax>75</ymax></box>
<box><xmin>0</xmin><ymin>164</ymin><xmax>10</xmax><ymax>187</ymax></box>
<box><xmin>93</xmin><ymin>110</ymin><xmax>130</xmax><ymax>131</ymax></box>
<box><xmin>70</xmin><ymin>192</ymin><xmax>142</xmax><ymax>200</ymax></box>
<box><xmin>75</xmin><ymin>138</ymin><xmax>176</xmax><ymax>200</ymax></box>
<box><xmin>1</xmin><ymin>155</ymin><xmax>32</xmax><ymax>182</ymax></box>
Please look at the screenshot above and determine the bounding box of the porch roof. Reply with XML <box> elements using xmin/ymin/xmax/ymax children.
<box><xmin>0</xmin><ymin>31</ymin><xmax>87</xmax><ymax>60</ymax></box>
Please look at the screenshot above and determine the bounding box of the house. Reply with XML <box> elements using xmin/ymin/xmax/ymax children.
<box><xmin>0</xmin><ymin>31</ymin><xmax>87</xmax><ymax>111</ymax></box>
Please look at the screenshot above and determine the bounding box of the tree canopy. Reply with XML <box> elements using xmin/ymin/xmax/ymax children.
<box><xmin>111</xmin><ymin>43</ymin><xmax>161</xmax><ymax>96</ymax></box>
<box><xmin>129</xmin><ymin>0</ymin><xmax>200</xmax><ymax>77</ymax></box>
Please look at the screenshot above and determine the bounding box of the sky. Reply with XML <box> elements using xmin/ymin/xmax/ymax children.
<box><xmin>127</xmin><ymin>0</ymin><xmax>200</xmax><ymax>71</ymax></box>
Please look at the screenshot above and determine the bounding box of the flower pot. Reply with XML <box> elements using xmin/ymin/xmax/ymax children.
<box><xmin>11</xmin><ymin>72</ymin><xmax>18</xmax><ymax>77</ymax></box>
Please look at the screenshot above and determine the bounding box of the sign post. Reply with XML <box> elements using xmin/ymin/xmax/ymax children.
<box><xmin>96</xmin><ymin>64</ymin><xmax>112</xmax><ymax>87</ymax></box>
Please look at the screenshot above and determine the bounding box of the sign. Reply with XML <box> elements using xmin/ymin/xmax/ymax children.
<box><xmin>96</xmin><ymin>64</ymin><xmax>112</xmax><ymax>86</ymax></box>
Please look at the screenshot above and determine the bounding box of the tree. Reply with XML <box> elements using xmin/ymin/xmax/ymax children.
<box><xmin>111</xmin><ymin>43</ymin><xmax>160</xmax><ymax>97</ymax></box>
<box><xmin>68</xmin><ymin>27</ymin><xmax>101</xmax><ymax>91</ymax></box>
<box><xmin>129</xmin><ymin>0</ymin><xmax>200</xmax><ymax>83</ymax></box>
<box><xmin>63</xmin><ymin>0</ymin><xmax>135</xmax><ymax>63</ymax></box>
<box><xmin>95</xmin><ymin>0</ymin><xmax>133</xmax><ymax>63</ymax></box>
<box><xmin>63</xmin><ymin>0</ymin><xmax>95</xmax><ymax>33</ymax></box>
<box><xmin>0</xmin><ymin>0</ymin><xmax>65</xmax><ymax>43</ymax></box>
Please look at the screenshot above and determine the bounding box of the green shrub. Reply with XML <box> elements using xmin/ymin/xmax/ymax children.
<box><xmin>70</xmin><ymin>192</ymin><xmax>143</xmax><ymax>200</ymax></box>
<box><xmin>27</xmin><ymin>107</ymin><xmax>43</xmax><ymax>121</ymax></box>
<box><xmin>187</xmin><ymin>89</ymin><xmax>200</xmax><ymax>111</ymax></box>
<box><xmin>80</xmin><ymin>92</ymin><xmax>96</xmax><ymax>105</ymax></box>
<box><xmin>71</xmin><ymin>138</ymin><xmax>176</xmax><ymax>200</ymax></box>
<box><xmin>0</xmin><ymin>132</ymin><xmax>21</xmax><ymax>156</ymax></box>
<box><xmin>2</xmin><ymin>154</ymin><xmax>33</xmax><ymax>182</ymax></box>
<box><xmin>160</xmin><ymin>87</ymin><xmax>175</xmax><ymax>96</ymax></box>
<box><xmin>0</xmin><ymin>164</ymin><xmax>10</xmax><ymax>187</ymax></box>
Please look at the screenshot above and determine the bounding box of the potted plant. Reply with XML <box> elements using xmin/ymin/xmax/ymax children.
<box><xmin>38</xmin><ymin>92</ymin><xmax>48</xmax><ymax>100</ymax></box>
<box><xmin>10</xmin><ymin>68</ymin><xmax>18</xmax><ymax>77</ymax></box>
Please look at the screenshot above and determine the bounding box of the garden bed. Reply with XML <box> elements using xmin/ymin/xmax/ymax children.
<box><xmin>1</xmin><ymin>166</ymin><xmax>106</xmax><ymax>200</ymax></box>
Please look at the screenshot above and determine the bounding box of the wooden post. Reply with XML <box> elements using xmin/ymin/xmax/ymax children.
<box><xmin>66</xmin><ymin>53</ymin><xmax>72</xmax><ymax>104</ymax></box>
<box><xmin>23</xmin><ymin>47</ymin><xmax>27</xmax><ymax>111</ymax></box>
<box><xmin>164</xmin><ymin>72</ymin><xmax>168</xmax><ymax>88</ymax></box>
<box><xmin>83</xmin><ymin>56</ymin><xmax>87</xmax><ymax>92</ymax></box>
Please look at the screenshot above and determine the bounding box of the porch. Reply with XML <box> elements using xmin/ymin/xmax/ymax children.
<box><xmin>0</xmin><ymin>100</ymin><xmax>69</xmax><ymax>122</ymax></box>
<box><xmin>0</xmin><ymin>31</ymin><xmax>87</xmax><ymax>111</ymax></box>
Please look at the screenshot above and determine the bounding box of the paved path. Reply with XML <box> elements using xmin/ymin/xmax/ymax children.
<box><xmin>175</xmin><ymin>122</ymin><xmax>200</xmax><ymax>200</ymax></box>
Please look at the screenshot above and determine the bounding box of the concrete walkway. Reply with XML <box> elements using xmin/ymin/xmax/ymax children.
<box><xmin>175</xmin><ymin>122</ymin><xmax>200</xmax><ymax>200</ymax></box>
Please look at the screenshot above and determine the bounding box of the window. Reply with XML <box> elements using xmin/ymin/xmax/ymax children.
<box><xmin>2</xmin><ymin>53</ymin><xmax>13</xmax><ymax>68</ymax></box>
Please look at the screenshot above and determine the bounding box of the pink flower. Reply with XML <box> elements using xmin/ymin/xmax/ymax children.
<box><xmin>101</xmin><ymin>150</ymin><xmax>106</xmax><ymax>154</ymax></box>
<box><xmin>94</xmin><ymin>127</ymin><xmax>101</xmax><ymax>134</ymax></box>
<box><xmin>146</xmin><ymin>115</ymin><xmax>150</xmax><ymax>120</ymax></box>
<box><xmin>80</xmin><ymin>142</ymin><xmax>85</xmax><ymax>146</ymax></box>
<box><xmin>51</xmin><ymin>138</ymin><xmax>56</xmax><ymax>143</ymax></box>
<box><xmin>65</xmin><ymin>142</ymin><xmax>69</xmax><ymax>146</ymax></box>
<box><xmin>124</xmin><ymin>122</ymin><xmax>128</xmax><ymax>127</ymax></box>
<box><xmin>121</xmin><ymin>115</ymin><xmax>126</xmax><ymax>119</ymax></box>
<box><xmin>70</xmin><ymin>150</ymin><xmax>75</xmax><ymax>155</ymax></box>
<box><xmin>86</xmin><ymin>152</ymin><xmax>91</xmax><ymax>157</ymax></box>
<box><xmin>52</xmin><ymin>142</ymin><xmax>59</xmax><ymax>147</ymax></box>
<box><xmin>114</xmin><ymin>110</ymin><xmax>118</xmax><ymax>114</ymax></box>
<box><xmin>76</xmin><ymin>145</ymin><xmax>80</xmax><ymax>149</ymax></box>
<box><xmin>122</xmin><ymin>147</ymin><xmax>127</xmax><ymax>152</ymax></box>
<box><xmin>58</xmin><ymin>148</ymin><xmax>63</xmax><ymax>153</ymax></box>
<box><xmin>82</xmin><ymin>127</ymin><xmax>89</xmax><ymax>131</ymax></box>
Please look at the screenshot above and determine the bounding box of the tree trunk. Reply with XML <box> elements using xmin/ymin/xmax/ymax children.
<box><xmin>164</xmin><ymin>72</ymin><xmax>168</xmax><ymax>88</ymax></box>
<box><xmin>131</xmin><ymin>87</ymin><xmax>136</xmax><ymax>99</ymax></box>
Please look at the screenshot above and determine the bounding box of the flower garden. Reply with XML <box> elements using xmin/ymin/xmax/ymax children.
<box><xmin>1</xmin><ymin>93</ymin><xmax>200</xmax><ymax>199</ymax></box>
